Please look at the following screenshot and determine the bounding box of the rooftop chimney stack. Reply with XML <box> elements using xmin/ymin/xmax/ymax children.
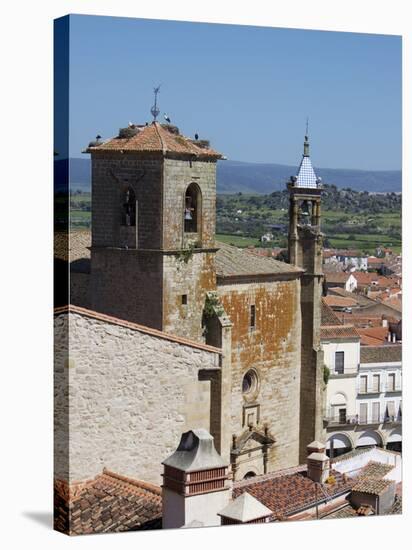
<box><xmin>306</xmin><ymin>441</ymin><xmax>330</xmax><ymax>484</ymax></box>
<box><xmin>162</xmin><ymin>429</ymin><xmax>230</xmax><ymax>529</ymax></box>
<box><xmin>218</xmin><ymin>492</ymin><xmax>272</xmax><ymax>525</ymax></box>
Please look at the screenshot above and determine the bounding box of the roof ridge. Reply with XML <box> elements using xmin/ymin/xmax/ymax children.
<box><xmin>102</xmin><ymin>469</ymin><xmax>162</xmax><ymax>496</ymax></box>
<box><xmin>54</xmin><ymin>304</ymin><xmax>222</xmax><ymax>355</ymax></box>
<box><xmin>153</xmin><ymin>122</ymin><xmax>167</xmax><ymax>154</ymax></box>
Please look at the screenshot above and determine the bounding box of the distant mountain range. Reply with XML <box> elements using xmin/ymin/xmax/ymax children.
<box><xmin>57</xmin><ymin>158</ymin><xmax>402</xmax><ymax>194</ymax></box>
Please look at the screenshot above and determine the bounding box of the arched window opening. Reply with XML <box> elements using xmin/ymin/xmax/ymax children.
<box><xmin>298</xmin><ymin>199</ymin><xmax>312</xmax><ymax>226</ymax></box>
<box><xmin>244</xmin><ymin>471</ymin><xmax>256</xmax><ymax>480</ymax></box>
<box><xmin>122</xmin><ymin>187</ymin><xmax>136</xmax><ymax>226</ymax></box>
<box><xmin>184</xmin><ymin>183</ymin><xmax>200</xmax><ymax>233</ymax></box>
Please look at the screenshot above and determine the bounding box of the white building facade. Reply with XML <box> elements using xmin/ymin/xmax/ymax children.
<box><xmin>322</xmin><ymin>334</ymin><xmax>402</xmax><ymax>456</ymax></box>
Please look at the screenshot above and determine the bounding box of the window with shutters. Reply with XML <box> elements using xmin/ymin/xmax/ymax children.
<box><xmin>359</xmin><ymin>403</ymin><xmax>368</xmax><ymax>423</ymax></box>
<box><xmin>372</xmin><ymin>374</ymin><xmax>380</xmax><ymax>393</ymax></box>
<box><xmin>387</xmin><ymin>373</ymin><xmax>396</xmax><ymax>392</ymax></box>
<box><xmin>359</xmin><ymin>375</ymin><xmax>368</xmax><ymax>394</ymax></box>
<box><xmin>372</xmin><ymin>402</ymin><xmax>380</xmax><ymax>423</ymax></box>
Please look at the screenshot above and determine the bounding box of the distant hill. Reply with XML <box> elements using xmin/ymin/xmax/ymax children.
<box><xmin>60</xmin><ymin>158</ymin><xmax>402</xmax><ymax>194</ymax></box>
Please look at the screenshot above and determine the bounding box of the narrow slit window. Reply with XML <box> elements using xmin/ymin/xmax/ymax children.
<box><xmin>181</xmin><ymin>294</ymin><xmax>188</xmax><ymax>305</ymax></box>
<box><xmin>122</xmin><ymin>187</ymin><xmax>136</xmax><ymax>226</ymax></box>
<box><xmin>250</xmin><ymin>305</ymin><xmax>256</xmax><ymax>330</ymax></box>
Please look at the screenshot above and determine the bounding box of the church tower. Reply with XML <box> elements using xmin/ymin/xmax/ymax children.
<box><xmin>86</xmin><ymin>107</ymin><xmax>223</xmax><ymax>342</ymax></box>
<box><xmin>287</xmin><ymin>132</ymin><xmax>325</xmax><ymax>462</ymax></box>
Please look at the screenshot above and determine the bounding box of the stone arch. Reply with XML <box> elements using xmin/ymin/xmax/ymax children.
<box><xmin>356</xmin><ymin>430</ymin><xmax>383</xmax><ymax>448</ymax></box>
<box><xmin>330</xmin><ymin>392</ymin><xmax>347</xmax><ymax>406</ymax></box>
<box><xmin>386</xmin><ymin>428</ymin><xmax>402</xmax><ymax>452</ymax></box>
<box><xmin>236</xmin><ymin>464</ymin><xmax>261</xmax><ymax>481</ymax></box>
<box><xmin>326</xmin><ymin>433</ymin><xmax>353</xmax><ymax>458</ymax></box>
<box><xmin>183</xmin><ymin>182</ymin><xmax>202</xmax><ymax>234</ymax></box>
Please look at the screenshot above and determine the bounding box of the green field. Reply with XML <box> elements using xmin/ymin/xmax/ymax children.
<box><xmin>215</xmin><ymin>234</ymin><xmax>261</xmax><ymax>247</ymax></box>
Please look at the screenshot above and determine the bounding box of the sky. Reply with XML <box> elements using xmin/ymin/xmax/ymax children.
<box><xmin>64</xmin><ymin>15</ymin><xmax>401</xmax><ymax>170</ymax></box>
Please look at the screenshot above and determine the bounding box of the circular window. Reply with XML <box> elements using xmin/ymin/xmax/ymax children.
<box><xmin>242</xmin><ymin>369</ymin><xmax>259</xmax><ymax>399</ymax></box>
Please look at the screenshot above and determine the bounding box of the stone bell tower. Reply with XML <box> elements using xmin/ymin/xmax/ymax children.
<box><xmin>86</xmin><ymin>108</ymin><xmax>223</xmax><ymax>342</ymax></box>
<box><xmin>287</xmin><ymin>132</ymin><xmax>325</xmax><ymax>462</ymax></box>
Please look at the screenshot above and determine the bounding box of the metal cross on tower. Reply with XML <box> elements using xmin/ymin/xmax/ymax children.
<box><xmin>150</xmin><ymin>85</ymin><xmax>161</xmax><ymax>121</ymax></box>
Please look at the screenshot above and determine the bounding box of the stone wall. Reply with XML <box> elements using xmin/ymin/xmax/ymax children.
<box><xmin>54</xmin><ymin>310</ymin><xmax>221</xmax><ymax>485</ymax></box>
<box><xmin>217</xmin><ymin>277</ymin><xmax>302</xmax><ymax>475</ymax></box>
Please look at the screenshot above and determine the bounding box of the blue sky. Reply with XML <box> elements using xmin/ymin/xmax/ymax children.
<box><xmin>66</xmin><ymin>15</ymin><xmax>401</xmax><ymax>170</ymax></box>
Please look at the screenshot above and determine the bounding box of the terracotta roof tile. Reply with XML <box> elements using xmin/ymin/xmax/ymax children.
<box><xmin>232</xmin><ymin>470</ymin><xmax>353</xmax><ymax>519</ymax></box>
<box><xmin>321</xmin><ymin>300</ymin><xmax>342</xmax><ymax>326</ymax></box>
<box><xmin>323</xmin><ymin>295</ymin><xmax>358</xmax><ymax>308</ymax></box>
<box><xmin>86</xmin><ymin>122</ymin><xmax>222</xmax><ymax>159</ymax></box>
<box><xmin>54</xmin><ymin>470</ymin><xmax>162</xmax><ymax>535</ymax></box>
<box><xmin>321</xmin><ymin>325</ymin><xmax>360</xmax><ymax>341</ymax></box>
<box><xmin>352</xmin><ymin>477</ymin><xmax>393</xmax><ymax>495</ymax></box>
<box><xmin>360</xmin><ymin>345</ymin><xmax>402</xmax><ymax>364</ymax></box>
<box><xmin>357</xmin><ymin>326</ymin><xmax>389</xmax><ymax>346</ymax></box>
<box><xmin>325</xmin><ymin>273</ymin><xmax>352</xmax><ymax>283</ymax></box>
<box><xmin>216</xmin><ymin>242</ymin><xmax>302</xmax><ymax>279</ymax></box>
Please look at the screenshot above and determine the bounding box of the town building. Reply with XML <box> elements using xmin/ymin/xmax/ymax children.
<box><xmin>321</xmin><ymin>301</ymin><xmax>402</xmax><ymax>456</ymax></box>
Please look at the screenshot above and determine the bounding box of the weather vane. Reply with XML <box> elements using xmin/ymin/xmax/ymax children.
<box><xmin>305</xmin><ymin>116</ymin><xmax>309</xmax><ymax>138</ymax></box>
<box><xmin>150</xmin><ymin>85</ymin><xmax>161</xmax><ymax>121</ymax></box>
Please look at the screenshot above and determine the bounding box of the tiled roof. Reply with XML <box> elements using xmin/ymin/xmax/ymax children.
<box><xmin>321</xmin><ymin>325</ymin><xmax>360</xmax><ymax>341</ymax></box>
<box><xmin>328</xmin><ymin>287</ymin><xmax>376</xmax><ymax>307</ymax></box>
<box><xmin>54</xmin><ymin>230</ymin><xmax>91</xmax><ymax>267</ymax></box>
<box><xmin>325</xmin><ymin>272</ymin><xmax>352</xmax><ymax>283</ymax></box>
<box><xmin>232</xmin><ymin>470</ymin><xmax>353</xmax><ymax>519</ymax></box>
<box><xmin>86</xmin><ymin>122</ymin><xmax>222</xmax><ymax>159</ymax></box>
<box><xmin>352</xmin><ymin>477</ymin><xmax>393</xmax><ymax>496</ymax></box>
<box><xmin>216</xmin><ymin>241</ymin><xmax>302</xmax><ymax>279</ymax></box>
<box><xmin>54</xmin><ymin>470</ymin><xmax>162</xmax><ymax>535</ymax></box>
<box><xmin>323</xmin><ymin>295</ymin><xmax>358</xmax><ymax>308</ymax></box>
<box><xmin>321</xmin><ymin>300</ymin><xmax>342</xmax><ymax>326</ymax></box>
<box><xmin>295</xmin><ymin>156</ymin><xmax>318</xmax><ymax>188</ymax></box>
<box><xmin>336</xmin><ymin>249</ymin><xmax>363</xmax><ymax>258</ymax></box>
<box><xmin>55</xmin><ymin>304</ymin><xmax>222</xmax><ymax>355</ymax></box>
<box><xmin>360</xmin><ymin>345</ymin><xmax>402</xmax><ymax>364</ymax></box>
<box><xmin>358</xmin><ymin>461</ymin><xmax>394</xmax><ymax>479</ymax></box>
<box><xmin>357</xmin><ymin>326</ymin><xmax>389</xmax><ymax>346</ymax></box>
<box><xmin>335</xmin><ymin>312</ymin><xmax>383</xmax><ymax>328</ymax></box>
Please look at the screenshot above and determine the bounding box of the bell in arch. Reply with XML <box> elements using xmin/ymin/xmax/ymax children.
<box><xmin>300</xmin><ymin>200</ymin><xmax>311</xmax><ymax>225</ymax></box>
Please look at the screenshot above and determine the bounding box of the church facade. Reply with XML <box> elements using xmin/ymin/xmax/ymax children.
<box><xmin>54</xmin><ymin>120</ymin><xmax>325</xmax><ymax>487</ymax></box>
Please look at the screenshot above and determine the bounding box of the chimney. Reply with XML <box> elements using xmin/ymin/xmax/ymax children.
<box><xmin>162</xmin><ymin>429</ymin><xmax>230</xmax><ymax>529</ymax></box>
<box><xmin>306</xmin><ymin>441</ymin><xmax>330</xmax><ymax>484</ymax></box>
<box><xmin>218</xmin><ymin>492</ymin><xmax>272</xmax><ymax>525</ymax></box>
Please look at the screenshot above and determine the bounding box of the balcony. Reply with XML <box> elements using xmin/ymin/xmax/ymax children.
<box><xmin>385</xmin><ymin>384</ymin><xmax>402</xmax><ymax>393</ymax></box>
<box><xmin>324</xmin><ymin>414</ymin><xmax>402</xmax><ymax>427</ymax></box>
<box><xmin>357</xmin><ymin>384</ymin><xmax>384</xmax><ymax>395</ymax></box>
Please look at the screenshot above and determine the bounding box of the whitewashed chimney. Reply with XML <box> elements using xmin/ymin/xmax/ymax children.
<box><xmin>306</xmin><ymin>441</ymin><xmax>330</xmax><ymax>484</ymax></box>
<box><xmin>162</xmin><ymin>429</ymin><xmax>230</xmax><ymax>529</ymax></box>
